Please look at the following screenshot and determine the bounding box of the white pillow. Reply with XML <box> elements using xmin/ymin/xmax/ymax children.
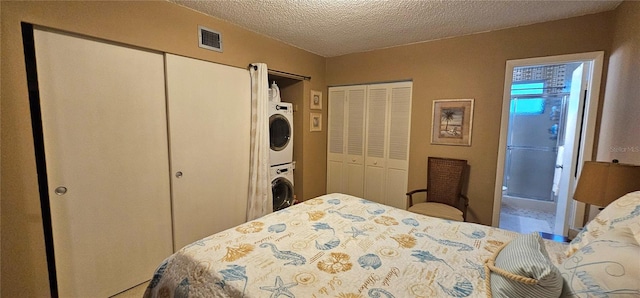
<box><xmin>559</xmin><ymin>226</ymin><xmax>640</xmax><ymax>297</ymax></box>
<box><xmin>566</xmin><ymin>191</ymin><xmax>640</xmax><ymax>256</ymax></box>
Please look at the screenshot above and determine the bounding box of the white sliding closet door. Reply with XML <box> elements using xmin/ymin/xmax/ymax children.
<box><xmin>34</xmin><ymin>29</ymin><xmax>173</xmax><ymax>297</ymax></box>
<box><xmin>165</xmin><ymin>54</ymin><xmax>250</xmax><ymax>250</ymax></box>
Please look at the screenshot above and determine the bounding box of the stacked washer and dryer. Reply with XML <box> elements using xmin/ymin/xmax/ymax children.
<box><xmin>268</xmin><ymin>82</ymin><xmax>295</xmax><ymax>211</ymax></box>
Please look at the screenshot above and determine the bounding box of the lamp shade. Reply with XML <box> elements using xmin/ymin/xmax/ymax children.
<box><xmin>573</xmin><ymin>161</ymin><xmax>640</xmax><ymax>207</ymax></box>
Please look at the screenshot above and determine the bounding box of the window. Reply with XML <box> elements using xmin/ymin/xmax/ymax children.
<box><xmin>511</xmin><ymin>81</ymin><xmax>545</xmax><ymax>115</ymax></box>
<box><xmin>511</xmin><ymin>82</ymin><xmax>544</xmax><ymax>95</ymax></box>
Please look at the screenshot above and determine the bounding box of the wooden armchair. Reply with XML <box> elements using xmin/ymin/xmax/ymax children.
<box><xmin>406</xmin><ymin>157</ymin><xmax>469</xmax><ymax>221</ymax></box>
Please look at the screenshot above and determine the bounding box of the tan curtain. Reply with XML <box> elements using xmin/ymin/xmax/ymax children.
<box><xmin>247</xmin><ymin>63</ymin><xmax>273</xmax><ymax>220</ymax></box>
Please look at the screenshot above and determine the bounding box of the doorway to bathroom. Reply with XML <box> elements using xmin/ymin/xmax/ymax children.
<box><xmin>493</xmin><ymin>52</ymin><xmax>604</xmax><ymax>237</ymax></box>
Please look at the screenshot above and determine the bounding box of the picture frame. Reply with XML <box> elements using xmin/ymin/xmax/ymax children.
<box><xmin>310</xmin><ymin>90</ymin><xmax>322</xmax><ymax>110</ymax></box>
<box><xmin>310</xmin><ymin>112</ymin><xmax>322</xmax><ymax>132</ymax></box>
<box><xmin>431</xmin><ymin>99</ymin><xmax>474</xmax><ymax>146</ymax></box>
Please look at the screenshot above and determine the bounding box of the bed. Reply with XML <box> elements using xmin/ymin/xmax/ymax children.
<box><xmin>144</xmin><ymin>192</ymin><xmax>640</xmax><ymax>297</ymax></box>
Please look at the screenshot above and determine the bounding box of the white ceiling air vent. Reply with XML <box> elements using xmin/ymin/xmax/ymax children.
<box><xmin>198</xmin><ymin>25</ymin><xmax>223</xmax><ymax>52</ymax></box>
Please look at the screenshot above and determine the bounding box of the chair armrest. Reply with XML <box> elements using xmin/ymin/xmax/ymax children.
<box><xmin>460</xmin><ymin>194</ymin><xmax>469</xmax><ymax>206</ymax></box>
<box><xmin>406</xmin><ymin>188</ymin><xmax>427</xmax><ymax>208</ymax></box>
<box><xmin>406</xmin><ymin>188</ymin><xmax>427</xmax><ymax>196</ymax></box>
<box><xmin>459</xmin><ymin>194</ymin><xmax>469</xmax><ymax>221</ymax></box>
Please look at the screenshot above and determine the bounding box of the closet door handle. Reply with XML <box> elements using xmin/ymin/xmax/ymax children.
<box><xmin>175</xmin><ymin>171</ymin><xmax>183</xmax><ymax>178</ymax></box>
<box><xmin>54</xmin><ymin>186</ymin><xmax>67</xmax><ymax>196</ymax></box>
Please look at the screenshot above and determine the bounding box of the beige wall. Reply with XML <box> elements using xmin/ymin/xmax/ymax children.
<box><xmin>598</xmin><ymin>1</ymin><xmax>640</xmax><ymax>164</ymax></box>
<box><xmin>0</xmin><ymin>1</ymin><xmax>325</xmax><ymax>296</ymax></box>
<box><xmin>326</xmin><ymin>12</ymin><xmax>615</xmax><ymax>225</ymax></box>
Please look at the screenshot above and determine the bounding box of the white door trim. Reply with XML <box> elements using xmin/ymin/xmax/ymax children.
<box><xmin>492</xmin><ymin>51</ymin><xmax>605</xmax><ymax>229</ymax></box>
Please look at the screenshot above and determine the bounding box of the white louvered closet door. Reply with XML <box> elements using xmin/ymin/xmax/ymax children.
<box><xmin>345</xmin><ymin>87</ymin><xmax>367</xmax><ymax>197</ymax></box>
<box><xmin>363</xmin><ymin>82</ymin><xmax>412</xmax><ymax>209</ymax></box>
<box><xmin>364</xmin><ymin>86</ymin><xmax>389</xmax><ymax>204</ymax></box>
<box><xmin>327</xmin><ymin>89</ymin><xmax>346</xmax><ymax>193</ymax></box>
<box><xmin>384</xmin><ymin>82</ymin><xmax>413</xmax><ymax>209</ymax></box>
<box><xmin>328</xmin><ymin>82</ymin><xmax>412</xmax><ymax>207</ymax></box>
<box><xmin>327</xmin><ymin>85</ymin><xmax>366</xmax><ymax>197</ymax></box>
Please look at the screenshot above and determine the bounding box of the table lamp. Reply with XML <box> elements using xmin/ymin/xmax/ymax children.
<box><xmin>573</xmin><ymin>160</ymin><xmax>640</xmax><ymax>225</ymax></box>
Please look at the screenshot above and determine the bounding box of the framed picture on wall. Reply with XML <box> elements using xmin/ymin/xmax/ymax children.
<box><xmin>431</xmin><ymin>99</ymin><xmax>474</xmax><ymax>146</ymax></box>
<box><xmin>310</xmin><ymin>90</ymin><xmax>322</xmax><ymax>110</ymax></box>
<box><xmin>310</xmin><ymin>112</ymin><xmax>322</xmax><ymax>132</ymax></box>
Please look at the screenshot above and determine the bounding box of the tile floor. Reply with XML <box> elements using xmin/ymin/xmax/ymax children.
<box><xmin>499</xmin><ymin>201</ymin><xmax>555</xmax><ymax>235</ymax></box>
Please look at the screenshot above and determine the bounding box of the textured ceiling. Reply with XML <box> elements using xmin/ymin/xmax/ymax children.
<box><xmin>170</xmin><ymin>0</ymin><xmax>622</xmax><ymax>57</ymax></box>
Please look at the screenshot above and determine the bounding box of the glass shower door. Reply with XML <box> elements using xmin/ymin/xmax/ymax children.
<box><xmin>503</xmin><ymin>95</ymin><xmax>567</xmax><ymax>201</ymax></box>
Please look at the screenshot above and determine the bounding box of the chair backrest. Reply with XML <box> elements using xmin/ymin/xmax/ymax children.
<box><xmin>427</xmin><ymin>157</ymin><xmax>468</xmax><ymax>207</ymax></box>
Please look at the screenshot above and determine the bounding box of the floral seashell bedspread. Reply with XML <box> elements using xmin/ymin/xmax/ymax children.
<box><xmin>144</xmin><ymin>193</ymin><xmax>567</xmax><ymax>298</ymax></box>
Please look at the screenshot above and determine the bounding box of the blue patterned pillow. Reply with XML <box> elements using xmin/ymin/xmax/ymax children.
<box><xmin>559</xmin><ymin>227</ymin><xmax>640</xmax><ymax>297</ymax></box>
<box><xmin>488</xmin><ymin>232</ymin><xmax>563</xmax><ymax>297</ymax></box>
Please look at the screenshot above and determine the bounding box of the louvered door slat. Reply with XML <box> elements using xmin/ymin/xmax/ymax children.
<box><xmin>366</xmin><ymin>88</ymin><xmax>387</xmax><ymax>159</ymax></box>
<box><xmin>364</xmin><ymin>87</ymin><xmax>387</xmax><ymax>204</ymax></box>
<box><xmin>327</xmin><ymin>89</ymin><xmax>347</xmax><ymax>194</ymax></box>
<box><xmin>345</xmin><ymin>88</ymin><xmax>366</xmax><ymax>197</ymax></box>
<box><xmin>388</xmin><ymin>87</ymin><xmax>412</xmax><ymax>161</ymax></box>
<box><xmin>347</xmin><ymin>89</ymin><xmax>365</xmax><ymax>158</ymax></box>
<box><xmin>328</xmin><ymin>90</ymin><xmax>346</xmax><ymax>155</ymax></box>
<box><xmin>384</xmin><ymin>84</ymin><xmax>412</xmax><ymax>209</ymax></box>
